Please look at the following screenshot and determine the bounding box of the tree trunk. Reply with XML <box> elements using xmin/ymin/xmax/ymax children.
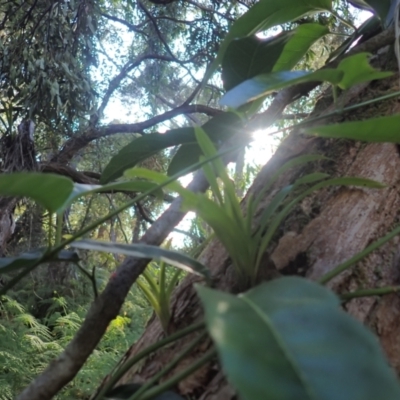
<box><xmin>95</xmin><ymin>53</ymin><xmax>400</xmax><ymax>397</ymax></box>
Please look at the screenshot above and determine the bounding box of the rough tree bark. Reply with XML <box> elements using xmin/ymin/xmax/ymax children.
<box><xmin>94</xmin><ymin>44</ymin><xmax>400</xmax><ymax>397</ymax></box>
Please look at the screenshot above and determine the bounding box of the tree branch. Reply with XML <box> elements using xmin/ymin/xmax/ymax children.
<box><xmin>54</xmin><ymin>104</ymin><xmax>221</xmax><ymax>164</ymax></box>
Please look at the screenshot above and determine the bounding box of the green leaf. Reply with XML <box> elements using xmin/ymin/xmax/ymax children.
<box><xmin>336</xmin><ymin>53</ymin><xmax>392</xmax><ymax>90</ymax></box>
<box><xmin>101</xmin><ymin>112</ymin><xmax>243</xmax><ymax>183</ymax></box>
<box><xmin>304</xmin><ymin>114</ymin><xmax>400</xmax><ymax>142</ymax></box>
<box><xmin>221</xmin><ymin>23</ymin><xmax>328</xmax><ymax>92</ymax></box>
<box><xmin>0</xmin><ymin>249</ymin><xmax>78</xmax><ymax>274</ymax></box>
<box><xmin>100</xmin><ymin>128</ymin><xmax>194</xmax><ymax>184</ymax></box>
<box><xmin>0</xmin><ymin>173</ymin><xmax>73</xmax><ymax>213</ymax></box>
<box><xmin>64</xmin><ymin>180</ymin><xmax>163</xmax><ymax>209</ymax></box>
<box><xmin>207</xmin><ymin>0</ymin><xmax>332</xmax><ymax>80</ymax></box>
<box><xmin>72</xmin><ymin>240</ymin><xmax>211</xmax><ymax>283</ymax></box>
<box><xmin>197</xmin><ymin>278</ymin><xmax>400</xmax><ymax>400</ymax></box>
<box><xmin>221</xmin><ymin>32</ymin><xmax>291</xmax><ymax>91</ymax></box>
<box><xmin>167</xmin><ymin>112</ymin><xmax>243</xmax><ymax>176</ymax></box>
<box><xmin>272</xmin><ymin>23</ymin><xmax>329</xmax><ymax>72</ymax></box>
<box><xmin>220</xmin><ymin>69</ymin><xmax>343</xmax><ymax>108</ymax></box>
<box><xmin>363</xmin><ymin>0</ymin><xmax>394</xmax><ymax>27</ymax></box>
<box><xmin>0</xmin><ymin>252</ymin><xmax>43</xmax><ymax>274</ymax></box>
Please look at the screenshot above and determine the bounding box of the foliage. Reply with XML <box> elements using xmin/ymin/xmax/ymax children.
<box><xmin>0</xmin><ymin>0</ymin><xmax>400</xmax><ymax>399</ymax></box>
<box><xmin>0</xmin><ymin>290</ymin><xmax>150</xmax><ymax>398</ymax></box>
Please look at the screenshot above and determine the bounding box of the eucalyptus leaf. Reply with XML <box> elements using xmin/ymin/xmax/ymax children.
<box><xmin>304</xmin><ymin>114</ymin><xmax>400</xmax><ymax>142</ymax></box>
<box><xmin>197</xmin><ymin>278</ymin><xmax>400</xmax><ymax>400</ymax></box>
<box><xmin>220</xmin><ymin>69</ymin><xmax>343</xmax><ymax>108</ymax></box>
<box><xmin>72</xmin><ymin>240</ymin><xmax>211</xmax><ymax>283</ymax></box>
<box><xmin>0</xmin><ymin>173</ymin><xmax>73</xmax><ymax>214</ymax></box>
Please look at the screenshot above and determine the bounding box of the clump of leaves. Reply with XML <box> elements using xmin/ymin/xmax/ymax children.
<box><xmin>136</xmin><ymin>242</ymin><xmax>182</xmax><ymax>333</ymax></box>
<box><xmin>127</xmin><ymin>128</ymin><xmax>383</xmax><ymax>287</ymax></box>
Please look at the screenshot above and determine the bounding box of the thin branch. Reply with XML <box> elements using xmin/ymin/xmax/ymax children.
<box><xmin>54</xmin><ymin>104</ymin><xmax>221</xmax><ymax>164</ymax></box>
<box><xmin>100</xmin><ymin>12</ymin><xmax>149</xmax><ymax>34</ymax></box>
<box><xmin>93</xmin><ymin>53</ymin><xmax>179</xmax><ymax>124</ymax></box>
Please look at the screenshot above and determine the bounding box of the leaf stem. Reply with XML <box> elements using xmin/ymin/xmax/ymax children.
<box><xmin>319</xmin><ymin>225</ymin><xmax>400</xmax><ymax>284</ymax></box>
<box><xmin>340</xmin><ymin>286</ymin><xmax>400</xmax><ymax>300</ymax></box>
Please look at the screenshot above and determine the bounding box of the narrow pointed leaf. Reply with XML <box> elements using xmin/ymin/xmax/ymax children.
<box><xmin>221</xmin><ymin>69</ymin><xmax>343</xmax><ymax>108</ymax></box>
<box><xmin>64</xmin><ymin>180</ymin><xmax>162</xmax><ymax>210</ymax></box>
<box><xmin>304</xmin><ymin>114</ymin><xmax>400</xmax><ymax>142</ymax></box>
<box><xmin>0</xmin><ymin>249</ymin><xmax>78</xmax><ymax>274</ymax></box>
<box><xmin>197</xmin><ymin>278</ymin><xmax>400</xmax><ymax>400</ymax></box>
<box><xmin>0</xmin><ymin>173</ymin><xmax>73</xmax><ymax>213</ymax></box>
<box><xmin>73</xmin><ymin>240</ymin><xmax>211</xmax><ymax>282</ymax></box>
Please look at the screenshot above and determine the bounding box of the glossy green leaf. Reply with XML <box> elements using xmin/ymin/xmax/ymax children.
<box><xmin>72</xmin><ymin>240</ymin><xmax>211</xmax><ymax>283</ymax></box>
<box><xmin>101</xmin><ymin>112</ymin><xmax>243</xmax><ymax>183</ymax></box>
<box><xmin>167</xmin><ymin>112</ymin><xmax>243</xmax><ymax>176</ymax></box>
<box><xmin>220</xmin><ymin>69</ymin><xmax>343</xmax><ymax>108</ymax></box>
<box><xmin>197</xmin><ymin>278</ymin><xmax>400</xmax><ymax>400</ymax></box>
<box><xmin>337</xmin><ymin>53</ymin><xmax>393</xmax><ymax>90</ymax></box>
<box><xmin>100</xmin><ymin>127</ymin><xmax>194</xmax><ymax>184</ymax></box>
<box><xmin>363</xmin><ymin>0</ymin><xmax>394</xmax><ymax>27</ymax></box>
<box><xmin>0</xmin><ymin>173</ymin><xmax>73</xmax><ymax>213</ymax></box>
<box><xmin>221</xmin><ymin>32</ymin><xmax>291</xmax><ymax>91</ymax></box>
<box><xmin>304</xmin><ymin>114</ymin><xmax>400</xmax><ymax>142</ymax></box>
<box><xmin>222</xmin><ymin>23</ymin><xmax>328</xmax><ymax>92</ymax></box>
<box><xmin>208</xmin><ymin>0</ymin><xmax>332</xmax><ymax>80</ymax></box>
